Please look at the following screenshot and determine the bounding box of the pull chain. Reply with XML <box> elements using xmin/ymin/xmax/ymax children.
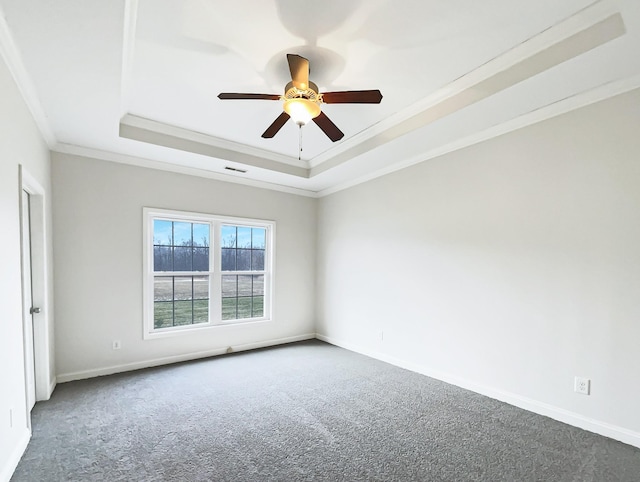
<box><xmin>298</xmin><ymin>124</ymin><xmax>303</xmax><ymax>161</ymax></box>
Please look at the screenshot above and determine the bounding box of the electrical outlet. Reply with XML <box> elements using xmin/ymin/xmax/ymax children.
<box><xmin>112</xmin><ymin>340</ymin><xmax>122</xmax><ymax>350</ymax></box>
<box><xmin>574</xmin><ymin>377</ymin><xmax>590</xmax><ymax>395</ymax></box>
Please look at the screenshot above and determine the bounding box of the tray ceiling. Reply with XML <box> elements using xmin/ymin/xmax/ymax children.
<box><xmin>1</xmin><ymin>0</ymin><xmax>639</xmax><ymax>196</ymax></box>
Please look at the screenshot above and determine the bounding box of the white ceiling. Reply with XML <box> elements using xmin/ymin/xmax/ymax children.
<box><xmin>1</xmin><ymin>0</ymin><xmax>639</xmax><ymax>196</ymax></box>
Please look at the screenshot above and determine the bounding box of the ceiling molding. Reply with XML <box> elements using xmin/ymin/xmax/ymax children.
<box><xmin>52</xmin><ymin>72</ymin><xmax>640</xmax><ymax>200</ymax></box>
<box><xmin>120</xmin><ymin>114</ymin><xmax>309</xmax><ymax>175</ymax></box>
<box><xmin>309</xmin><ymin>0</ymin><xmax>624</xmax><ymax>176</ymax></box>
<box><xmin>0</xmin><ymin>5</ymin><xmax>56</xmax><ymax>146</ymax></box>
<box><xmin>317</xmin><ymin>74</ymin><xmax>640</xmax><ymax>198</ymax></box>
<box><xmin>120</xmin><ymin>0</ymin><xmax>138</xmax><ymax>117</ymax></box>
<box><xmin>52</xmin><ymin>142</ymin><xmax>318</xmax><ymax>198</ymax></box>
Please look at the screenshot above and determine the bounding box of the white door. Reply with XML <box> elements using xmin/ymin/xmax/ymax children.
<box><xmin>21</xmin><ymin>189</ymin><xmax>36</xmax><ymax>411</ymax></box>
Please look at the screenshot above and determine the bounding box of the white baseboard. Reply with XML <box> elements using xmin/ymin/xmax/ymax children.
<box><xmin>316</xmin><ymin>333</ymin><xmax>640</xmax><ymax>449</ymax></box>
<box><xmin>47</xmin><ymin>376</ymin><xmax>57</xmax><ymax>399</ymax></box>
<box><xmin>0</xmin><ymin>428</ymin><xmax>30</xmax><ymax>482</ymax></box>
<box><xmin>57</xmin><ymin>333</ymin><xmax>316</xmax><ymax>383</ymax></box>
<box><xmin>35</xmin><ymin>375</ymin><xmax>56</xmax><ymax>402</ymax></box>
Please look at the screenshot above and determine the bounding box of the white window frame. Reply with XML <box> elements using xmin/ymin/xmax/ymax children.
<box><xmin>143</xmin><ymin>207</ymin><xmax>274</xmax><ymax>339</ymax></box>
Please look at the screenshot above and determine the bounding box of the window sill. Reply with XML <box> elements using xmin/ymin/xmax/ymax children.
<box><xmin>144</xmin><ymin>317</ymin><xmax>272</xmax><ymax>340</ymax></box>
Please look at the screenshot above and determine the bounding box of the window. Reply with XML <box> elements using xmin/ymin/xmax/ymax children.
<box><xmin>221</xmin><ymin>225</ymin><xmax>266</xmax><ymax>320</ymax></box>
<box><xmin>143</xmin><ymin>208</ymin><xmax>273</xmax><ymax>338</ymax></box>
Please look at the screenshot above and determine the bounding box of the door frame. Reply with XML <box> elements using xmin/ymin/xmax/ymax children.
<box><xmin>19</xmin><ymin>165</ymin><xmax>53</xmax><ymax>404</ymax></box>
<box><xmin>21</xmin><ymin>189</ymin><xmax>36</xmax><ymax>413</ymax></box>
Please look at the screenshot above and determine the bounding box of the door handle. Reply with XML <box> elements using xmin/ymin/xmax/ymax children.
<box><xmin>30</xmin><ymin>307</ymin><xmax>41</xmax><ymax>315</ymax></box>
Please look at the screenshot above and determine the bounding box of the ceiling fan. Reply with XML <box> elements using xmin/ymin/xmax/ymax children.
<box><xmin>218</xmin><ymin>54</ymin><xmax>383</xmax><ymax>142</ymax></box>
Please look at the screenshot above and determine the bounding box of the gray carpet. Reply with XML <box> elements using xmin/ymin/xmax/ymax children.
<box><xmin>12</xmin><ymin>340</ymin><xmax>640</xmax><ymax>481</ymax></box>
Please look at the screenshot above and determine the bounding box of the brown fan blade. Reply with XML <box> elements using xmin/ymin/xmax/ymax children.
<box><xmin>313</xmin><ymin>111</ymin><xmax>344</xmax><ymax>142</ymax></box>
<box><xmin>262</xmin><ymin>112</ymin><xmax>290</xmax><ymax>138</ymax></box>
<box><xmin>321</xmin><ymin>90</ymin><xmax>383</xmax><ymax>104</ymax></box>
<box><xmin>287</xmin><ymin>54</ymin><xmax>309</xmax><ymax>90</ymax></box>
<box><xmin>218</xmin><ymin>93</ymin><xmax>280</xmax><ymax>100</ymax></box>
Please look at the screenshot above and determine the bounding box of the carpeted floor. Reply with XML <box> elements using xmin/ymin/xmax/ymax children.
<box><xmin>12</xmin><ymin>340</ymin><xmax>640</xmax><ymax>481</ymax></box>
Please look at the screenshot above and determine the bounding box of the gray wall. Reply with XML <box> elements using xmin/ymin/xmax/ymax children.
<box><xmin>52</xmin><ymin>153</ymin><xmax>316</xmax><ymax>379</ymax></box>
<box><xmin>317</xmin><ymin>88</ymin><xmax>640</xmax><ymax>445</ymax></box>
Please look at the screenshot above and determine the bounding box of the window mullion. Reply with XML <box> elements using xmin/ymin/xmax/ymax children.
<box><xmin>171</xmin><ymin>276</ymin><xmax>176</xmax><ymax>327</ymax></box>
<box><xmin>211</xmin><ymin>220</ymin><xmax>222</xmax><ymax>324</ymax></box>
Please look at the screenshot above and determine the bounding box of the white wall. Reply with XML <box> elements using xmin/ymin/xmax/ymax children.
<box><xmin>0</xmin><ymin>52</ymin><xmax>53</xmax><ymax>480</ymax></box>
<box><xmin>317</xmin><ymin>88</ymin><xmax>640</xmax><ymax>446</ymax></box>
<box><xmin>52</xmin><ymin>153</ymin><xmax>316</xmax><ymax>380</ymax></box>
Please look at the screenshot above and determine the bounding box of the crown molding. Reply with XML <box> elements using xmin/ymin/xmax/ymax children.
<box><xmin>0</xmin><ymin>5</ymin><xmax>56</xmax><ymax>146</ymax></box>
<box><xmin>52</xmin><ymin>142</ymin><xmax>319</xmax><ymax>198</ymax></box>
<box><xmin>49</xmin><ymin>72</ymin><xmax>640</xmax><ymax>201</ymax></box>
<box><xmin>120</xmin><ymin>114</ymin><xmax>309</xmax><ymax>173</ymax></box>
<box><xmin>317</xmin><ymin>74</ymin><xmax>640</xmax><ymax>198</ymax></box>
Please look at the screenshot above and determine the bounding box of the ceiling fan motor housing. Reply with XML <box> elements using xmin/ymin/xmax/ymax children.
<box><xmin>283</xmin><ymin>80</ymin><xmax>321</xmax><ymax>101</ymax></box>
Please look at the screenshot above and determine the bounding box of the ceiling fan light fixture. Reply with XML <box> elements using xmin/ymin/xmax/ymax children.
<box><xmin>219</xmin><ymin>54</ymin><xmax>381</xmax><ymax>141</ymax></box>
<box><xmin>283</xmin><ymin>98</ymin><xmax>321</xmax><ymax>126</ymax></box>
